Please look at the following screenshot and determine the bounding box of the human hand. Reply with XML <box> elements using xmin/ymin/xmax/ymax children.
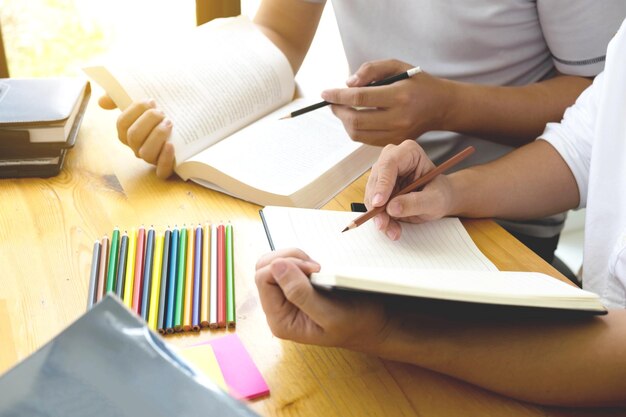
<box><xmin>364</xmin><ymin>140</ymin><xmax>454</xmax><ymax>240</ymax></box>
<box><xmin>98</xmin><ymin>95</ymin><xmax>176</xmax><ymax>179</ymax></box>
<box><xmin>320</xmin><ymin>59</ymin><xmax>454</xmax><ymax>147</ymax></box>
<box><xmin>255</xmin><ymin>248</ymin><xmax>392</xmax><ymax>352</ymax></box>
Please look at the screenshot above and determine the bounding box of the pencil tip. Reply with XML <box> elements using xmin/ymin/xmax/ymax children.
<box><xmin>341</xmin><ymin>227</ymin><xmax>349</xmax><ymax>233</ymax></box>
<box><xmin>279</xmin><ymin>114</ymin><xmax>291</xmax><ymax>120</ymax></box>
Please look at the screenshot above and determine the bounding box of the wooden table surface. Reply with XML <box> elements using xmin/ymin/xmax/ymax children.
<box><xmin>0</xmin><ymin>102</ymin><xmax>622</xmax><ymax>417</ymax></box>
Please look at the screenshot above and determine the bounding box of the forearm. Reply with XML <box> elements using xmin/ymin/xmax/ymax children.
<box><xmin>443</xmin><ymin>75</ymin><xmax>592</xmax><ymax>146</ymax></box>
<box><xmin>254</xmin><ymin>0</ymin><xmax>324</xmax><ymax>73</ymax></box>
<box><xmin>447</xmin><ymin>140</ymin><xmax>579</xmax><ymax>220</ymax></box>
<box><xmin>376</xmin><ymin>309</ymin><xmax>626</xmax><ymax>406</ymax></box>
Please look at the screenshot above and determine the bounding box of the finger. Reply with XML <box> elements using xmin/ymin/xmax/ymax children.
<box><xmin>155</xmin><ymin>142</ymin><xmax>177</xmax><ymax>179</ymax></box>
<box><xmin>126</xmin><ymin>108</ymin><xmax>166</xmax><ymax>154</ymax></box>
<box><xmin>386</xmin><ymin>184</ymin><xmax>446</xmax><ymax>221</ymax></box>
<box><xmin>138</xmin><ymin>118</ymin><xmax>173</xmax><ymax>164</ymax></box>
<box><xmin>98</xmin><ymin>95</ymin><xmax>117</xmax><ymax>110</ymax></box>
<box><xmin>382</xmin><ymin>218</ymin><xmax>402</xmax><ymax>241</ymax></box>
<box><xmin>347</xmin><ymin>60</ymin><xmax>412</xmax><ymax>87</ymax></box>
<box><xmin>116</xmin><ymin>99</ymin><xmax>157</xmax><ymax>145</ymax></box>
<box><xmin>270</xmin><ymin>259</ymin><xmax>343</xmax><ymax>327</ymax></box>
<box><xmin>321</xmin><ymin>85</ymin><xmax>396</xmax><ymax>108</ymax></box>
<box><xmin>256</xmin><ymin>248</ymin><xmax>318</xmax><ymax>270</ymax></box>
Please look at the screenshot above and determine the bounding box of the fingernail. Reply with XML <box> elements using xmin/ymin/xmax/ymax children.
<box><xmin>372</xmin><ymin>193</ymin><xmax>384</xmax><ymax>206</ymax></box>
<box><xmin>346</xmin><ymin>74</ymin><xmax>358</xmax><ymax>85</ymax></box>
<box><xmin>163</xmin><ymin>118</ymin><xmax>172</xmax><ymax>128</ymax></box>
<box><xmin>272</xmin><ymin>261</ymin><xmax>287</xmax><ymax>279</ymax></box>
<box><xmin>388</xmin><ymin>201</ymin><xmax>402</xmax><ymax>216</ymax></box>
<box><xmin>386</xmin><ymin>229</ymin><xmax>398</xmax><ymax>240</ymax></box>
<box><xmin>321</xmin><ymin>90</ymin><xmax>331</xmax><ymax>101</ymax></box>
<box><xmin>147</xmin><ymin>99</ymin><xmax>156</xmax><ymax>107</ymax></box>
<box><xmin>373</xmin><ymin>216</ymin><xmax>381</xmax><ymax>229</ymax></box>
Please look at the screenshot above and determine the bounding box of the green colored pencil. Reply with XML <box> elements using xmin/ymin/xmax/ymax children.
<box><xmin>106</xmin><ymin>228</ymin><xmax>120</xmax><ymax>294</ymax></box>
<box><xmin>174</xmin><ymin>226</ymin><xmax>187</xmax><ymax>331</ymax></box>
<box><xmin>226</xmin><ymin>224</ymin><xmax>235</xmax><ymax>327</ymax></box>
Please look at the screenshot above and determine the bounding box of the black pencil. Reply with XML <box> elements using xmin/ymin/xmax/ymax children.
<box><xmin>157</xmin><ymin>229</ymin><xmax>171</xmax><ymax>334</ymax></box>
<box><xmin>280</xmin><ymin>66</ymin><xmax>422</xmax><ymax>119</ymax></box>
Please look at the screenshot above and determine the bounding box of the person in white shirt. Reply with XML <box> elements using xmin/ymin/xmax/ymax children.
<box><xmin>253</xmin><ymin>19</ymin><xmax>626</xmax><ymax>406</ymax></box>
<box><xmin>101</xmin><ymin>0</ymin><xmax>626</xmax><ymax>266</ymax></box>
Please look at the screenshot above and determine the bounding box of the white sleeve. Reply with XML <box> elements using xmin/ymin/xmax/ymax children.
<box><xmin>537</xmin><ymin>1</ymin><xmax>626</xmax><ymax>76</ymax></box>
<box><xmin>539</xmin><ymin>72</ymin><xmax>604</xmax><ymax>209</ymax></box>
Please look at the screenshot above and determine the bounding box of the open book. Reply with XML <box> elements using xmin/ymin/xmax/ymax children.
<box><xmin>260</xmin><ymin>206</ymin><xmax>606</xmax><ymax>314</ymax></box>
<box><xmin>84</xmin><ymin>16</ymin><xmax>380</xmax><ymax>208</ymax></box>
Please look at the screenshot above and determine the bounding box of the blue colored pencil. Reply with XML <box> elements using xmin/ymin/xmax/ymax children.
<box><xmin>157</xmin><ymin>228</ymin><xmax>171</xmax><ymax>334</ymax></box>
<box><xmin>192</xmin><ymin>225</ymin><xmax>202</xmax><ymax>331</ymax></box>
<box><xmin>140</xmin><ymin>228</ymin><xmax>155</xmax><ymax>321</ymax></box>
<box><xmin>165</xmin><ymin>227</ymin><xmax>179</xmax><ymax>333</ymax></box>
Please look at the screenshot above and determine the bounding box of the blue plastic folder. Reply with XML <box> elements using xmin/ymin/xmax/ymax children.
<box><xmin>0</xmin><ymin>295</ymin><xmax>257</xmax><ymax>417</ymax></box>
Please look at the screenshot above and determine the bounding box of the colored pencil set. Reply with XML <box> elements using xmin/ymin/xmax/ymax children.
<box><xmin>87</xmin><ymin>224</ymin><xmax>235</xmax><ymax>334</ymax></box>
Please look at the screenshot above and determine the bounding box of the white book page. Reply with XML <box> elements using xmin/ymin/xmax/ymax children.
<box><xmin>87</xmin><ymin>16</ymin><xmax>294</xmax><ymax>162</ymax></box>
<box><xmin>262</xmin><ymin>207</ymin><xmax>497</xmax><ymax>272</ymax></box>
<box><xmin>183</xmin><ymin>101</ymin><xmax>363</xmax><ymax>195</ymax></box>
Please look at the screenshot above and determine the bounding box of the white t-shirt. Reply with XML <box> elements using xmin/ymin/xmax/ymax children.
<box><xmin>541</xmin><ymin>21</ymin><xmax>626</xmax><ymax>308</ymax></box>
<box><xmin>303</xmin><ymin>0</ymin><xmax>626</xmax><ymax>237</ymax></box>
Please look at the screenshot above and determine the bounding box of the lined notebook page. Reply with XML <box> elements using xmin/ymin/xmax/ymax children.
<box><xmin>261</xmin><ymin>207</ymin><xmax>497</xmax><ymax>272</ymax></box>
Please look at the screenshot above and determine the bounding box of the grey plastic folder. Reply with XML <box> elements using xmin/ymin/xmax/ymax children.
<box><xmin>0</xmin><ymin>295</ymin><xmax>258</xmax><ymax>417</ymax></box>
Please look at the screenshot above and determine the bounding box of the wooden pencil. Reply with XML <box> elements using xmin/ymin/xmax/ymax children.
<box><xmin>115</xmin><ymin>232</ymin><xmax>128</xmax><ymax>299</ymax></box>
<box><xmin>209</xmin><ymin>224</ymin><xmax>218</xmax><ymax>328</ymax></box>
<box><xmin>165</xmin><ymin>228</ymin><xmax>179</xmax><ymax>333</ymax></box>
<box><xmin>106</xmin><ymin>228</ymin><xmax>120</xmax><ymax>295</ymax></box>
<box><xmin>225</xmin><ymin>224</ymin><xmax>235</xmax><ymax>328</ymax></box>
<box><xmin>192</xmin><ymin>225</ymin><xmax>202</xmax><ymax>331</ymax></box>
<box><xmin>217</xmin><ymin>224</ymin><xmax>226</xmax><ymax>328</ymax></box>
<box><xmin>200</xmin><ymin>223</ymin><xmax>210</xmax><ymax>328</ymax></box>
<box><xmin>96</xmin><ymin>235</ymin><xmax>109</xmax><ymax>303</ymax></box>
<box><xmin>148</xmin><ymin>232</ymin><xmax>164</xmax><ymax>331</ymax></box>
<box><xmin>140</xmin><ymin>228</ymin><xmax>155</xmax><ymax>321</ymax></box>
<box><xmin>87</xmin><ymin>240</ymin><xmax>101</xmax><ymax>309</ymax></box>
<box><xmin>183</xmin><ymin>226</ymin><xmax>194</xmax><ymax>332</ymax></box>
<box><xmin>157</xmin><ymin>228</ymin><xmax>171</xmax><ymax>334</ymax></box>
<box><xmin>123</xmin><ymin>228</ymin><xmax>137</xmax><ymax>308</ymax></box>
<box><xmin>174</xmin><ymin>227</ymin><xmax>187</xmax><ymax>331</ymax></box>
<box><xmin>132</xmin><ymin>226</ymin><xmax>146</xmax><ymax>314</ymax></box>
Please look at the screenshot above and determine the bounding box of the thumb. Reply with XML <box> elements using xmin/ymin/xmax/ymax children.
<box><xmin>347</xmin><ymin>59</ymin><xmax>412</xmax><ymax>87</ymax></box>
<box><xmin>98</xmin><ymin>95</ymin><xmax>118</xmax><ymax>110</ymax></box>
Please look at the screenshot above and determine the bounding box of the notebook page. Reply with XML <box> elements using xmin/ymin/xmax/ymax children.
<box><xmin>262</xmin><ymin>207</ymin><xmax>497</xmax><ymax>272</ymax></box>
<box><xmin>186</xmin><ymin>102</ymin><xmax>363</xmax><ymax>195</ymax></box>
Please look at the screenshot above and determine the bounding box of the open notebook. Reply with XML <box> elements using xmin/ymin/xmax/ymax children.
<box><xmin>260</xmin><ymin>207</ymin><xmax>606</xmax><ymax>314</ymax></box>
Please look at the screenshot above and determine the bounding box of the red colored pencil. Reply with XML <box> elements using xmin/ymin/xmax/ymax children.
<box><xmin>132</xmin><ymin>226</ymin><xmax>146</xmax><ymax>314</ymax></box>
<box><xmin>96</xmin><ymin>236</ymin><xmax>109</xmax><ymax>302</ymax></box>
<box><xmin>217</xmin><ymin>225</ymin><xmax>226</xmax><ymax>327</ymax></box>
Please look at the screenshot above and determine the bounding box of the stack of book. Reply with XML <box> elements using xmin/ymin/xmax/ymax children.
<box><xmin>0</xmin><ymin>77</ymin><xmax>90</xmax><ymax>178</ymax></box>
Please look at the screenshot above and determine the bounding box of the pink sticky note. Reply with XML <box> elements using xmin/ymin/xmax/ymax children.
<box><xmin>195</xmin><ymin>334</ymin><xmax>270</xmax><ymax>400</ymax></box>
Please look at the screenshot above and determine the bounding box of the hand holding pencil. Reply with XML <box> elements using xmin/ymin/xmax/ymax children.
<box><xmin>353</xmin><ymin>141</ymin><xmax>475</xmax><ymax>239</ymax></box>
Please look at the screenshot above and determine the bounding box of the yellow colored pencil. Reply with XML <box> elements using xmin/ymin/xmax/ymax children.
<box><xmin>123</xmin><ymin>228</ymin><xmax>137</xmax><ymax>308</ymax></box>
<box><xmin>200</xmin><ymin>223</ymin><xmax>210</xmax><ymax>327</ymax></box>
<box><xmin>183</xmin><ymin>226</ymin><xmax>194</xmax><ymax>331</ymax></box>
<box><xmin>148</xmin><ymin>232</ymin><xmax>164</xmax><ymax>331</ymax></box>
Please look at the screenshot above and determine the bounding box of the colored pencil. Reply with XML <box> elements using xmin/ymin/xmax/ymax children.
<box><xmin>87</xmin><ymin>240</ymin><xmax>101</xmax><ymax>309</ymax></box>
<box><xmin>183</xmin><ymin>226</ymin><xmax>194</xmax><ymax>331</ymax></box>
<box><xmin>174</xmin><ymin>227</ymin><xmax>187</xmax><ymax>331</ymax></box>
<box><xmin>192</xmin><ymin>225</ymin><xmax>202</xmax><ymax>331</ymax></box>
<box><xmin>132</xmin><ymin>226</ymin><xmax>146</xmax><ymax>314</ymax></box>
<box><xmin>148</xmin><ymin>232</ymin><xmax>164</xmax><ymax>330</ymax></box>
<box><xmin>157</xmin><ymin>229</ymin><xmax>171</xmax><ymax>334</ymax></box>
<box><xmin>141</xmin><ymin>228</ymin><xmax>155</xmax><ymax>321</ymax></box>
<box><xmin>166</xmin><ymin>228</ymin><xmax>179</xmax><ymax>333</ymax></box>
<box><xmin>200</xmin><ymin>223</ymin><xmax>210</xmax><ymax>328</ymax></box>
<box><xmin>123</xmin><ymin>228</ymin><xmax>137</xmax><ymax>308</ymax></box>
<box><xmin>96</xmin><ymin>236</ymin><xmax>109</xmax><ymax>302</ymax></box>
<box><xmin>105</xmin><ymin>228</ymin><xmax>120</xmax><ymax>294</ymax></box>
<box><xmin>115</xmin><ymin>232</ymin><xmax>128</xmax><ymax>298</ymax></box>
<box><xmin>209</xmin><ymin>225</ymin><xmax>218</xmax><ymax>328</ymax></box>
<box><xmin>217</xmin><ymin>225</ymin><xmax>226</xmax><ymax>327</ymax></box>
<box><xmin>226</xmin><ymin>224</ymin><xmax>235</xmax><ymax>328</ymax></box>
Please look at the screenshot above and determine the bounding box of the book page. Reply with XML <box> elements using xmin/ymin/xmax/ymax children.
<box><xmin>181</xmin><ymin>100</ymin><xmax>364</xmax><ymax>196</ymax></box>
<box><xmin>261</xmin><ymin>207</ymin><xmax>498</xmax><ymax>272</ymax></box>
<box><xmin>85</xmin><ymin>16</ymin><xmax>294</xmax><ymax>162</ymax></box>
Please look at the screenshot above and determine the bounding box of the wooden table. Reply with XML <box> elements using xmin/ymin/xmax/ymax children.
<box><xmin>0</xmin><ymin>102</ymin><xmax>622</xmax><ymax>417</ymax></box>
